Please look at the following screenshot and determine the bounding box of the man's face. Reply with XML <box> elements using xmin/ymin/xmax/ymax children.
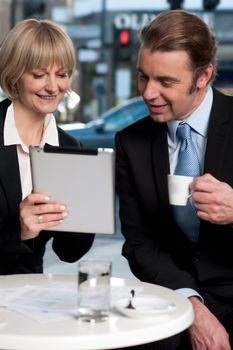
<box><xmin>137</xmin><ymin>48</ymin><xmax>211</xmax><ymax>123</ymax></box>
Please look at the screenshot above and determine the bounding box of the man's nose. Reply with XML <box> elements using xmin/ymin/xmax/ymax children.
<box><xmin>142</xmin><ymin>81</ymin><xmax>160</xmax><ymax>101</ymax></box>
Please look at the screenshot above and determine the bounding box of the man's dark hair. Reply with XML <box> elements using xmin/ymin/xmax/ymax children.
<box><xmin>140</xmin><ymin>10</ymin><xmax>217</xmax><ymax>85</ymax></box>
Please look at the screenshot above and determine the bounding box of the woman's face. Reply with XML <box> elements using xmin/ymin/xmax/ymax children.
<box><xmin>15</xmin><ymin>63</ymin><xmax>70</xmax><ymax>116</ymax></box>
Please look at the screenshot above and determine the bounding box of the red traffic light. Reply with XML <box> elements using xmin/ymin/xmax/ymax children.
<box><xmin>119</xmin><ymin>30</ymin><xmax>130</xmax><ymax>45</ymax></box>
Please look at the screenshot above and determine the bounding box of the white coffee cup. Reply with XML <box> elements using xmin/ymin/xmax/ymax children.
<box><xmin>167</xmin><ymin>174</ymin><xmax>194</xmax><ymax>206</ymax></box>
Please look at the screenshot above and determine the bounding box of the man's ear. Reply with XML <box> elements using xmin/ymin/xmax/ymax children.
<box><xmin>196</xmin><ymin>64</ymin><xmax>213</xmax><ymax>88</ymax></box>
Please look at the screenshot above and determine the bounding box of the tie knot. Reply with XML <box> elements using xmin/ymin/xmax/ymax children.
<box><xmin>176</xmin><ymin>123</ymin><xmax>191</xmax><ymax>142</ymax></box>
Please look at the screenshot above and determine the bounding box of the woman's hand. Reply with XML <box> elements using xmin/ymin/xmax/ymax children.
<box><xmin>19</xmin><ymin>193</ymin><xmax>68</xmax><ymax>240</ymax></box>
<box><xmin>191</xmin><ymin>173</ymin><xmax>233</xmax><ymax>225</ymax></box>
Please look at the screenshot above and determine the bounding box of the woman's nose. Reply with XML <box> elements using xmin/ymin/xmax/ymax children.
<box><xmin>45</xmin><ymin>76</ymin><xmax>57</xmax><ymax>92</ymax></box>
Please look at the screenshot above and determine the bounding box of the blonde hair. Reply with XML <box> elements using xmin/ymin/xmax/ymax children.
<box><xmin>0</xmin><ymin>18</ymin><xmax>76</xmax><ymax>99</ymax></box>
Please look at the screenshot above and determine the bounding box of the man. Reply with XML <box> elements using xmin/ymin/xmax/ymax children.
<box><xmin>115</xmin><ymin>10</ymin><xmax>233</xmax><ymax>350</ymax></box>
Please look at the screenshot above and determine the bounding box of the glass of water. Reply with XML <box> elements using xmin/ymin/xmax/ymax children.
<box><xmin>77</xmin><ymin>259</ymin><xmax>112</xmax><ymax>322</ymax></box>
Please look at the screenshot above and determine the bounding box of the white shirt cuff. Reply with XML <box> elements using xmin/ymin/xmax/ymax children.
<box><xmin>176</xmin><ymin>288</ymin><xmax>204</xmax><ymax>303</ymax></box>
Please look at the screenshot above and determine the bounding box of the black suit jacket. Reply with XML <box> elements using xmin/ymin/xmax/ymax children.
<box><xmin>116</xmin><ymin>88</ymin><xmax>233</xmax><ymax>301</ymax></box>
<box><xmin>0</xmin><ymin>99</ymin><xmax>94</xmax><ymax>274</ymax></box>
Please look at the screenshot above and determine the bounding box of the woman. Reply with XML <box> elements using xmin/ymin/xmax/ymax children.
<box><xmin>0</xmin><ymin>18</ymin><xmax>94</xmax><ymax>274</ymax></box>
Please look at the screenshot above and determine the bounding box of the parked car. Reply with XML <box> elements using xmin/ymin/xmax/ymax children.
<box><xmin>60</xmin><ymin>96</ymin><xmax>149</xmax><ymax>149</ymax></box>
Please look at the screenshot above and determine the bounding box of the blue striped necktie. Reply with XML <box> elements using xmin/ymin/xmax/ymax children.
<box><xmin>172</xmin><ymin>122</ymin><xmax>200</xmax><ymax>242</ymax></box>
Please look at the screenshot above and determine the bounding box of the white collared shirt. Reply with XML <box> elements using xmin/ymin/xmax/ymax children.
<box><xmin>4</xmin><ymin>103</ymin><xmax>59</xmax><ymax>199</ymax></box>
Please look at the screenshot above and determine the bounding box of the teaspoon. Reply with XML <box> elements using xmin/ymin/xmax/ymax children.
<box><xmin>125</xmin><ymin>289</ymin><xmax>135</xmax><ymax>309</ymax></box>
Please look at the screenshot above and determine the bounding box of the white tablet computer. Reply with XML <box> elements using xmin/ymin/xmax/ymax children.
<box><xmin>29</xmin><ymin>145</ymin><xmax>115</xmax><ymax>234</ymax></box>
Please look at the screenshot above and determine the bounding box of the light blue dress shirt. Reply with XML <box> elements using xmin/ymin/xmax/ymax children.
<box><xmin>166</xmin><ymin>86</ymin><xmax>213</xmax><ymax>302</ymax></box>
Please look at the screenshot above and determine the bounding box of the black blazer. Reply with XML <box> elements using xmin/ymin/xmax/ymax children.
<box><xmin>0</xmin><ymin>99</ymin><xmax>94</xmax><ymax>274</ymax></box>
<box><xmin>116</xmin><ymin>88</ymin><xmax>233</xmax><ymax>300</ymax></box>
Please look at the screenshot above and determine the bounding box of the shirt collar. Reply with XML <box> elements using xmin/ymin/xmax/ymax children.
<box><xmin>167</xmin><ymin>86</ymin><xmax>213</xmax><ymax>142</ymax></box>
<box><xmin>4</xmin><ymin>102</ymin><xmax>59</xmax><ymax>151</ymax></box>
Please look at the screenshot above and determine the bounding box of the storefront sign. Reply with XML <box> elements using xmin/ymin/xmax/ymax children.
<box><xmin>114</xmin><ymin>13</ymin><xmax>155</xmax><ymax>30</ymax></box>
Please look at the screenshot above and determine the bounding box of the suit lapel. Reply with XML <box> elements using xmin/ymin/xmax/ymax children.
<box><xmin>0</xmin><ymin>99</ymin><xmax>22</xmax><ymax>212</ymax></box>
<box><xmin>204</xmin><ymin>89</ymin><xmax>232</xmax><ymax>178</ymax></box>
<box><xmin>0</xmin><ymin>146</ymin><xmax>22</xmax><ymax>212</ymax></box>
<box><xmin>150</xmin><ymin>122</ymin><xmax>170</xmax><ymax>209</ymax></box>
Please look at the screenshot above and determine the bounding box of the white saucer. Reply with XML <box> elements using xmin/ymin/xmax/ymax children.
<box><xmin>0</xmin><ymin>318</ymin><xmax>6</xmax><ymax>327</ymax></box>
<box><xmin>114</xmin><ymin>295</ymin><xmax>176</xmax><ymax>318</ymax></box>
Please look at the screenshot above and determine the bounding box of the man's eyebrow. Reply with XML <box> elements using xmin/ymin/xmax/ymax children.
<box><xmin>157</xmin><ymin>75</ymin><xmax>180</xmax><ymax>83</ymax></box>
<box><xmin>137</xmin><ymin>68</ymin><xmax>147</xmax><ymax>75</ymax></box>
<box><xmin>137</xmin><ymin>68</ymin><xmax>180</xmax><ymax>83</ymax></box>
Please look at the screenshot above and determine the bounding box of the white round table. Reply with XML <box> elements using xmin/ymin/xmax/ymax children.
<box><xmin>0</xmin><ymin>274</ymin><xmax>194</xmax><ymax>350</ymax></box>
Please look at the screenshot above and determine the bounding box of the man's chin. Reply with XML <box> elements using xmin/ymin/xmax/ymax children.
<box><xmin>150</xmin><ymin>113</ymin><xmax>171</xmax><ymax>123</ymax></box>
